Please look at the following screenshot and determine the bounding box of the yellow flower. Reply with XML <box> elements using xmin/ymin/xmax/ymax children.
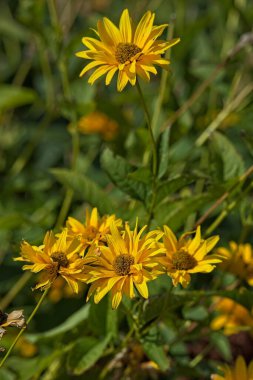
<box><xmin>77</xmin><ymin>111</ymin><xmax>118</xmax><ymax>140</ymax></box>
<box><xmin>210</xmin><ymin>297</ymin><xmax>253</xmax><ymax>335</ymax></box>
<box><xmin>85</xmin><ymin>221</ymin><xmax>164</xmax><ymax>309</ymax></box>
<box><xmin>76</xmin><ymin>9</ymin><xmax>180</xmax><ymax>91</ymax></box>
<box><xmin>211</xmin><ymin>356</ymin><xmax>253</xmax><ymax>380</ymax></box>
<box><xmin>161</xmin><ymin>226</ymin><xmax>221</xmax><ymax>287</ymax></box>
<box><xmin>14</xmin><ymin>229</ymin><xmax>91</xmax><ymax>293</ymax></box>
<box><xmin>66</xmin><ymin>207</ymin><xmax>122</xmax><ymax>253</ymax></box>
<box><xmin>217</xmin><ymin>242</ymin><xmax>253</xmax><ymax>286</ymax></box>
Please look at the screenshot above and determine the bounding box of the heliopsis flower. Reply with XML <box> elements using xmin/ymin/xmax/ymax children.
<box><xmin>66</xmin><ymin>207</ymin><xmax>122</xmax><ymax>253</ymax></box>
<box><xmin>211</xmin><ymin>297</ymin><xmax>253</xmax><ymax>335</ymax></box>
<box><xmin>161</xmin><ymin>226</ymin><xmax>221</xmax><ymax>287</ymax></box>
<box><xmin>77</xmin><ymin>111</ymin><xmax>118</xmax><ymax>140</ymax></box>
<box><xmin>14</xmin><ymin>229</ymin><xmax>92</xmax><ymax>293</ymax></box>
<box><xmin>217</xmin><ymin>242</ymin><xmax>253</xmax><ymax>286</ymax></box>
<box><xmin>76</xmin><ymin>9</ymin><xmax>180</xmax><ymax>91</ymax></box>
<box><xmin>85</xmin><ymin>221</ymin><xmax>165</xmax><ymax>309</ymax></box>
<box><xmin>0</xmin><ymin>310</ymin><xmax>25</xmax><ymax>351</ymax></box>
<box><xmin>211</xmin><ymin>356</ymin><xmax>253</xmax><ymax>380</ymax></box>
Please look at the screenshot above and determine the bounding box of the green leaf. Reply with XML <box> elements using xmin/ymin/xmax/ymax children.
<box><xmin>210</xmin><ymin>132</ymin><xmax>245</xmax><ymax>180</ymax></box>
<box><xmin>128</xmin><ymin>167</ymin><xmax>152</xmax><ymax>185</ymax></box>
<box><xmin>67</xmin><ymin>335</ymin><xmax>111</xmax><ymax>375</ymax></box>
<box><xmin>183</xmin><ymin>305</ymin><xmax>209</xmax><ymax>321</ymax></box>
<box><xmin>0</xmin><ymin>368</ymin><xmax>16</xmax><ymax>380</ymax></box>
<box><xmin>210</xmin><ymin>332</ymin><xmax>232</xmax><ymax>360</ymax></box>
<box><xmin>101</xmin><ymin>148</ymin><xmax>148</xmax><ymax>202</ymax></box>
<box><xmin>156</xmin><ymin>176</ymin><xmax>194</xmax><ymax>205</ymax></box>
<box><xmin>0</xmin><ymin>85</ymin><xmax>37</xmax><ymax>112</ymax></box>
<box><xmin>5</xmin><ymin>354</ymin><xmax>58</xmax><ymax>380</ymax></box>
<box><xmin>51</xmin><ymin>168</ymin><xmax>114</xmax><ymax>214</ymax></box>
<box><xmin>27</xmin><ymin>304</ymin><xmax>90</xmax><ymax>342</ymax></box>
<box><xmin>142</xmin><ymin>340</ymin><xmax>170</xmax><ymax>372</ymax></box>
<box><xmin>157</xmin><ymin>128</ymin><xmax>170</xmax><ymax>179</ymax></box>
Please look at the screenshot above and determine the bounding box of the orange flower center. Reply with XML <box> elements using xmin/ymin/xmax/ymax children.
<box><xmin>172</xmin><ymin>251</ymin><xmax>197</xmax><ymax>270</ymax></box>
<box><xmin>113</xmin><ymin>254</ymin><xmax>134</xmax><ymax>276</ymax></box>
<box><xmin>115</xmin><ymin>43</ymin><xmax>141</xmax><ymax>64</ymax></box>
<box><xmin>51</xmin><ymin>252</ymin><xmax>69</xmax><ymax>268</ymax></box>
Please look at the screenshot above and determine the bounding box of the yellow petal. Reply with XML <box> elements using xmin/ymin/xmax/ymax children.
<box><xmin>105</xmin><ymin>66</ymin><xmax>118</xmax><ymax>85</ymax></box>
<box><xmin>235</xmin><ymin>356</ymin><xmax>247</xmax><ymax>380</ymax></box>
<box><xmin>119</xmin><ymin>9</ymin><xmax>132</xmax><ymax>43</ymax></box>
<box><xmin>134</xmin><ymin>281</ymin><xmax>148</xmax><ymax>298</ymax></box>
<box><xmin>88</xmin><ymin>65</ymin><xmax>111</xmax><ymax>85</ymax></box>
<box><xmin>79</xmin><ymin>60</ymin><xmax>105</xmax><ymax>77</ymax></box>
<box><xmin>134</xmin><ymin>11</ymin><xmax>155</xmax><ymax>48</ymax></box>
<box><xmin>103</xmin><ymin>17</ymin><xmax>121</xmax><ymax>46</ymax></box>
<box><xmin>188</xmin><ymin>226</ymin><xmax>201</xmax><ymax>254</ymax></box>
<box><xmin>117</xmin><ymin>70</ymin><xmax>129</xmax><ymax>92</ymax></box>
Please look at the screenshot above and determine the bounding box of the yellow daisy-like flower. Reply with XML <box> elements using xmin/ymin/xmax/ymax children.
<box><xmin>211</xmin><ymin>297</ymin><xmax>253</xmax><ymax>335</ymax></box>
<box><xmin>78</xmin><ymin>111</ymin><xmax>118</xmax><ymax>141</ymax></box>
<box><xmin>14</xmin><ymin>229</ymin><xmax>91</xmax><ymax>293</ymax></box>
<box><xmin>66</xmin><ymin>207</ymin><xmax>122</xmax><ymax>253</ymax></box>
<box><xmin>85</xmin><ymin>221</ymin><xmax>165</xmax><ymax>309</ymax></box>
<box><xmin>218</xmin><ymin>242</ymin><xmax>253</xmax><ymax>286</ymax></box>
<box><xmin>76</xmin><ymin>9</ymin><xmax>180</xmax><ymax>91</ymax></box>
<box><xmin>161</xmin><ymin>226</ymin><xmax>221</xmax><ymax>287</ymax></box>
<box><xmin>211</xmin><ymin>356</ymin><xmax>253</xmax><ymax>380</ymax></box>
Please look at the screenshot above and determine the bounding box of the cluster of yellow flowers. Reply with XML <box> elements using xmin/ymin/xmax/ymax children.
<box><xmin>15</xmin><ymin>208</ymin><xmax>222</xmax><ymax>309</ymax></box>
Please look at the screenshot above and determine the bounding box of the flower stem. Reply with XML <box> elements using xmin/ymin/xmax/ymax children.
<box><xmin>136</xmin><ymin>79</ymin><xmax>157</xmax><ymax>177</ymax></box>
<box><xmin>0</xmin><ymin>287</ymin><xmax>50</xmax><ymax>368</ymax></box>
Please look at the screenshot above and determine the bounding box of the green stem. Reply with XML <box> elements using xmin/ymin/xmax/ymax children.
<box><xmin>136</xmin><ymin>79</ymin><xmax>157</xmax><ymax>177</ymax></box>
<box><xmin>47</xmin><ymin>0</ymin><xmax>80</xmax><ymax>229</ymax></box>
<box><xmin>0</xmin><ymin>287</ymin><xmax>50</xmax><ymax>368</ymax></box>
<box><xmin>136</xmin><ymin>80</ymin><xmax>158</xmax><ymax>228</ymax></box>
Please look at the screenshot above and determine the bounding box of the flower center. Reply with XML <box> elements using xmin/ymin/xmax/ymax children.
<box><xmin>115</xmin><ymin>43</ymin><xmax>142</xmax><ymax>64</ymax></box>
<box><xmin>172</xmin><ymin>251</ymin><xmax>197</xmax><ymax>271</ymax></box>
<box><xmin>51</xmin><ymin>252</ymin><xmax>69</xmax><ymax>268</ymax></box>
<box><xmin>113</xmin><ymin>254</ymin><xmax>134</xmax><ymax>276</ymax></box>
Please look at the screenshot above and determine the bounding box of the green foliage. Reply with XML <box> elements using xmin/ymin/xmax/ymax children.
<box><xmin>51</xmin><ymin>168</ymin><xmax>114</xmax><ymax>214</ymax></box>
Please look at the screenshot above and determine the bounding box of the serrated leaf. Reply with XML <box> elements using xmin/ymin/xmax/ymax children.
<box><xmin>27</xmin><ymin>304</ymin><xmax>90</xmax><ymax>342</ymax></box>
<box><xmin>0</xmin><ymin>85</ymin><xmax>37</xmax><ymax>112</ymax></box>
<box><xmin>51</xmin><ymin>168</ymin><xmax>114</xmax><ymax>214</ymax></box>
<box><xmin>67</xmin><ymin>335</ymin><xmax>111</xmax><ymax>375</ymax></box>
<box><xmin>210</xmin><ymin>132</ymin><xmax>245</xmax><ymax>180</ymax></box>
<box><xmin>101</xmin><ymin>148</ymin><xmax>148</xmax><ymax>202</ymax></box>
